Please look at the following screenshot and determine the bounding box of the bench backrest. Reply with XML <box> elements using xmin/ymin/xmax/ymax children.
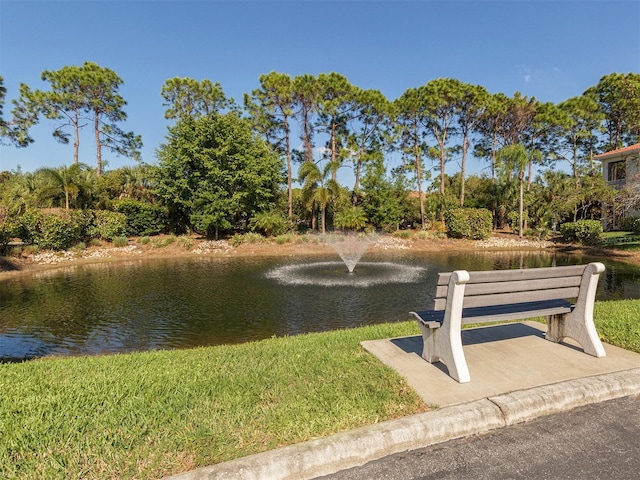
<box><xmin>433</xmin><ymin>263</ymin><xmax>603</xmax><ymax>310</ymax></box>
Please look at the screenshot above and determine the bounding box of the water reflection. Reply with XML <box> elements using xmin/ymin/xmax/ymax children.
<box><xmin>1</xmin><ymin>250</ymin><xmax>639</xmax><ymax>361</ymax></box>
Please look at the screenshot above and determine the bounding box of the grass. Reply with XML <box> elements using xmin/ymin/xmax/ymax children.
<box><xmin>0</xmin><ymin>322</ymin><xmax>424</xmax><ymax>479</ymax></box>
<box><xmin>1</xmin><ymin>299</ymin><xmax>639</xmax><ymax>479</ymax></box>
<box><xmin>601</xmin><ymin>230</ymin><xmax>640</xmax><ymax>249</ymax></box>
<box><xmin>594</xmin><ymin>299</ymin><xmax>640</xmax><ymax>352</ymax></box>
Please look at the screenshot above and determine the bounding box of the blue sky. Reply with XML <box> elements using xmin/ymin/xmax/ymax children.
<box><xmin>1</xmin><ymin>0</ymin><xmax>639</xmax><ymax>182</ymax></box>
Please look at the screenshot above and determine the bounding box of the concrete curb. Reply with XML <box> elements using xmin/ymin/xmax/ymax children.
<box><xmin>165</xmin><ymin>368</ymin><xmax>640</xmax><ymax>480</ymax></box>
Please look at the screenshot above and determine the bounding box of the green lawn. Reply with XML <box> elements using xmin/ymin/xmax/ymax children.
<box><xmin>602</xmin><ymin>231</ymin><xmax>640</xmax><ymax>249</ymax></box>
<box><xmin>1</xmin><ymin>300</ymin><xmax>639</xmax><ymax>479</ymax></box>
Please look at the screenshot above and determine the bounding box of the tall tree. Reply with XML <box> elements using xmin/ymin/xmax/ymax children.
<box><xmin>456</xmin><ymin>83</ymin><xmax>488</xmax><ymax>205</ymax></box>
<box><xmin>586</xmin><ymin>72</ymin><xmax>640</xmax><ymax>150</ymax></box>
<box><xmin>523</xmin><ymin>101</ymin><xmax>568</xmax><ymax>189</ymax></box>
<box><xmin>161</xmin><ymin>77</ymin><xmax>231</xmax><ymax>122</ymax></box>
<box><xmin>347</xmin><ymin>88</ymin><xmax>391</xmax><ymax>203</ymax></box>
<box><xmin>394</xmin><ymin>88</ymin><xmax>428</xmax><ymax>229</ymax></box>
<box><xmin>245</xmin><ymin>72</ymin><xmax>295</xmax><ymax>220</ymax></box>
<box><xmin>81</xmin><ymin>62</ymin><xmax>142</xmax><ymax>176</ymax></box>
<box><xmin>1</xmin><ymin>76</ymin><xmax>37</xmax><ymax>147</ymax></box>
<box><xmin>33</xmin><ymin>65</ymin><xmax>92</xmax><ymax>164</ymax></box>
<box><xmin>557</xmin><ymin>95</ymin><xmax>604</xmax><ymax>184</ymax></box>
<box><xmin>11</xmin><ymin>62</ymin><xmax>141</xmax><ymax>175</ymax></box>
<box><xmin>316</xmin><ymin>73</ymin><xmax>357</xmax><ymax>182</ymax></box>
<box><xmin>475</xmin><ymin>92</ymin><xmax>509</xmax><ymax>182</ymax></box>
<box><xmin>419</xmin><ymin>78</ymin><xmax>464</xmax><ymax>202</ymax></box>
<box><xmin>292</xmin><ymin>74</ymin><xmax>319</xmax><ymax>163</ymax></box>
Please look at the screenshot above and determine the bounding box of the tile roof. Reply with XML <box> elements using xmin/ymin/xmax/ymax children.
<box><xmin>595</xmin><ymin>143</ymin><xmax>640</xmax><ymax>160</ymax></box>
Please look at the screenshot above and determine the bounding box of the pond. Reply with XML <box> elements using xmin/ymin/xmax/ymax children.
<box><xmin>1</xmin><ymin>249</ymin><xmax>640</xmax><ymax>361</ymax></box>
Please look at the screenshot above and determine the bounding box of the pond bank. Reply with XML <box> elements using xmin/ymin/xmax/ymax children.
<box><xmin>1</xmin><ymin>233</ymin><xmax>640</xmax><ymax>281</ymax></box>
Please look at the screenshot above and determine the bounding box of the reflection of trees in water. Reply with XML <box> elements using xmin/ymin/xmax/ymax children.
<box><xmin>1</xmin><ymin>252</ymin><xmax>639</xmax><ymax>361</ymax></box>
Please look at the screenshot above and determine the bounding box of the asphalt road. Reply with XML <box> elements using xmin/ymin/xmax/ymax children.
<box><xmin>317</xmin><ymin>394</ymin><xmax>640</xmax><ymax>480</ymax></box>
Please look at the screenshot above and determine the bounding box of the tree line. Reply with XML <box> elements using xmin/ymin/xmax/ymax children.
<box><xmin>1</xmin><ymin>63</ymin><xmax>639</xmax><ymax>242</ymax></box>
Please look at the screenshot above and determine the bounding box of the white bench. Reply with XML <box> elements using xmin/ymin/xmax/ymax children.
<box><xmin>409</xmin><ymin>262</ymin><xmax>606</xmax><ymax>383</ymax></box>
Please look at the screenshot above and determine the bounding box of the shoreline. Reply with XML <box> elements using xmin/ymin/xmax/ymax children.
<box><xmin>2</xmin><ymin>234</ymin><xmax>640</xmax><ymax>281</ymax></box>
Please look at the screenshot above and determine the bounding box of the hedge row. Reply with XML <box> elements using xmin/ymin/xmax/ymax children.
<box><xmin>15</xmin><ymin>209</ymin><xmax>128</xmax><ymax>250</ymax></box>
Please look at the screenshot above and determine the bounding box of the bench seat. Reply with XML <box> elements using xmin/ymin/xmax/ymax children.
<box><xmin>412</xmin><ymin>299</ymin><xmax>573</xmax><ymax>328</ymax></box>
<box><xmin>409</xmin><ymin>263</ymin><xmax>606</xmax><ymax>383</ymax></box>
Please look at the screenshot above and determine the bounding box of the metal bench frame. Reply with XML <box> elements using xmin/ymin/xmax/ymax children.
<box><xmin>410</xmin><ymin>262</ymin><xmax>606</xmax><ymax>383</ymax></box>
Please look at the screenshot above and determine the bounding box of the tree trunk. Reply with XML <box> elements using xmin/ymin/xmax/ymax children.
<box><xmin>285</xmin><ymin>117</ymin><xmax>293</xmax><ymax>221</ymax></box>
<box><xmin>94</xmin><ymin>113</ymin><xmax>102</xmax><ymax>176</ymax></box>
<box><xmin>519</xmin><ymin>177</ymin><xmax>524</xmax><ymax>238</ymax></box>
<box><xmin>73</xmin><ymin>110</ymin><xmax>80</xmax><ymax>165</ymax></box>
<box><xmin>460</xmin><ymin>137</ymin><xmax>468</xmax><ymax>206</ymax></box>
<box><xmin>415</xmin><ymin>150</ymin><xmax>426</xmax><ymax>229</ymax></box>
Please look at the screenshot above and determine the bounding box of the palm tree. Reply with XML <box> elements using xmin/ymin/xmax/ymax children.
<box><xmin>36</xmin><ymin>163</ymin><xmax>91</xmax><ymax>210</ymax></box>
<box><xmin>298</xmin><ymin>160</ymin><xmax>341</xmax><ymax>234</ymax></box>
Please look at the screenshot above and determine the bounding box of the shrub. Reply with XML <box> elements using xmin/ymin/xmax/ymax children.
<box><xmin>177</xmin><ymin>235</ymin><xmax>194</xmax><ymax>249</ymax></box>
<box><xmin>88</xmin><ymin>210</ymin><xmax>127</xmax><ymax>241</ymax></box>
<box><xmin>0</xmin><ymin>207</ymin><xmax>17</xmax><ymax>247</ymax></box>
<box><xmin>249</xmin><ymin>211</ymin><xmax>288</xmax><ymax>237</ymax></box>
<box><xmin>619</xmin><ymin>216</ymin><xmax>640</xmax><ymax>234</ymax></box>
<box><xmin>333</xmin><ymin>206</ymin><xmax>367</xmax><ymax>231</ymax></box>
<box><xmin>560</xmin><ymin>220</ymin><xmax>603</xmax><ymax>245</ymax></box>
<box><xmin>113</xmin><ymin>200</ymin><xmax>169</xmax><ymax>236</ymax></box>
<box><xmin>112</xmin><ymin>236</ymin><xmax>129</xmax><ymax>247</ymax></box>
<box><xmin>392</xmin><ymin>230</ymin><xmax>412</xmax><ymax>239</ymax></box>
<box><xmin>150</xmin><ymin>235</ymin><xmax>176</xmax><ymax>248</ymax></box>
<box><xmin>16</xmin><ymin>209</ymin><xmax>83</xmax><ymax>250</ymax></box>
<box><xmin>16</xmin><ymin>209</ymin><xmax>43</xmax><ymax>245</ymax></box>
<box><xmin>274</xmin><ymin>234</ymin><xmax>292</xmax><ymax>245</ymax></box>
<box><xmin>524</xmin><ymin>227</ymin><xmax>550</xmax><ymax>240</ymax></box>
<box><xmin>230</xmin><ymin>232</ymin><xmax>266</xmax><ymax>247</ymax></box>
<box><xmin>445</xmin><ymin>208</ymin><xmax>492</xmax><ymax>240</ymax></box>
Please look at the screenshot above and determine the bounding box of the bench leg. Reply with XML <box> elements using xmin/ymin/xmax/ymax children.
<box><xmin>545</xmin><ymin>313</ymin><xmax>606</xmax><ymax>358</ymax></box>
<box><xmin>418</xmin><ymin>322</ymin><xmax>470</xmax><ymax>384</ymax></box>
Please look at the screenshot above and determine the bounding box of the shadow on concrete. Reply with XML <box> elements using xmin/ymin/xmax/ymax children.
<box><xmin>391</xmin><ymin>322</ymin><xmax>546</xmax><ymax>356</ymax></box>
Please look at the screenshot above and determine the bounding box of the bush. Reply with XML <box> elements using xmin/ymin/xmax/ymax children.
<box><xmin>16</xmin><ymin>209</ymin><xmax>83</xmax><ymax>251</ymax></box>
<box><xmin>150</xmin><ymin>235</ymin><xmax>176</xmax><ymax>248</ymax></box>
<box><xmin>619</xmin><ymin>216</ymin><xmax>640</xmax><ymax>234</ymax></box>
<box><xmin>392</xmin><ymin>230</ymin><xmax>412</xmax><ymax>239</ymax></box>
<box><xmin>0</xmin><ymin>207</ymin><xmax>17</xmax><ymax>247</ymax></box>
<box><xmin>333</xmin><ymin>206</ymin><xmax>367</xmax><ymax>231</ymax></box>
<box><xmin>249</xmin><ymin>211</ymin><xmax>288</xmax><ymax>237</ymax></box>
<box><xmin>88</xmin><ymin>210</ymin><xmax>128</xmax><ymax>241</ymax></box>
<box><xmin>16</xmin><ymin>209</ymin><xmax>44</xmax><ymax>245</ymax></box>
<box><xmin>445</xmin><ymin>208</ymin><xmax>492</xmax><ymax>240</ymax></box>
<box><xmin>113</xmin><ymin>200</ymin><xmax>169</xmax><ymax>236</ymax></box>
<box><xmin>274</xmin><ymin>234</ymin><xmax>292</xmax><ymax>245</ymax></box>
<box><xmin>560</xmin><ymin>220</ymin><xmax>603</xmax><ymax>245</ymax></box>
<box><xmin>230</xmin><ymin>232</ymin><xmax>266</xmax><ymax>247</ymax></box>
<box><xmin>40</xmin><ymin>214</ymin><xmax>84</xmax><ymax>250</ymax></box>
<box><xmin>112</xmin><ymin>236</ymin><xmax>129</xmax><ymax>247</ymax></box>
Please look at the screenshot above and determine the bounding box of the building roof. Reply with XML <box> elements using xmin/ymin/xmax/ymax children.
<box><xmin>595</xmin><ymin>143</ymin><xmax>640</xmax><ymax>161</ymax></box>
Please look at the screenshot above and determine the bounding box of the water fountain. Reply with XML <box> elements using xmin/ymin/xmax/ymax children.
<box><xmin>323</xmin><ymin>233</ymin><xmax>374</xmax><ymax>273</ymax></box>
<box><xmin>264</xmin><ymin>233</ymin><xmax>427</xmax><ymax>287</ymax></box>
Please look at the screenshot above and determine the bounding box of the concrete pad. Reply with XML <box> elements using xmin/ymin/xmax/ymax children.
<box><xmin>361</xmin><ymin>321</ymin><xmax>640</xmax><ymax>407</ymax></box>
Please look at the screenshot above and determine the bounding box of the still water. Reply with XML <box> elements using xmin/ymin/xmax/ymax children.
<box><xmin>1</xmin><ymin>249</ymin><xmax>639</xmax><ymax>361</ymax></box>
